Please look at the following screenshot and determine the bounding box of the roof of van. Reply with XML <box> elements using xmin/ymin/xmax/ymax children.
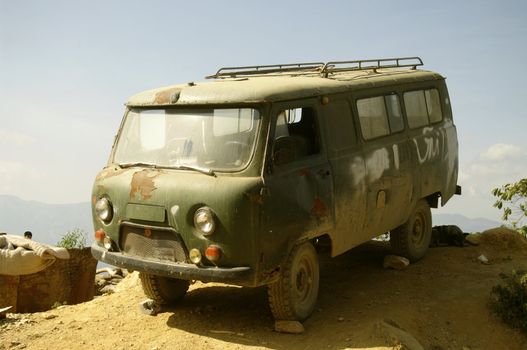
<box><xmin>126</xmin><ymin>67</ymin><xmax>444</xmax><ymax>107</ymax></box>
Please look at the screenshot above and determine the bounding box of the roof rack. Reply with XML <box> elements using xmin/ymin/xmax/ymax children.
<box><xmin>320</xmin><ymin>57</ymin><xmax>423</xmax><ymax>77</ymax></box>
<box><xmin>206</xmin><ymin>62</ymin><xmax>324</xmax><ymax>79</ymax></box>
<box><xmin>206</xmin><ymin>57</ymin><xmax>423</xmax><ymax>79</ymax></box>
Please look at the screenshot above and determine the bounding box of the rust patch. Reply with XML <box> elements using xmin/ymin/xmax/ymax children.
<box><xmin>95</xmin><ymin>167</ymin><xmax>126</xmax><ymax>181</ymax></box>
<box><xmin>246</xmin><ymin>192</ymin><xmax>265</xmax><ymax>205</ymax></box>
<box><xmin>144</xmin><ymin>228</ymin><xmax>152</xmax><ymax>238</ymax></box>
<box><xmin>310</xmin><ymin>196</ymin><xmax>328</xmax><ymax>217</ymax></box>
<box><xmin>299</xmin><ymin>168</ymin><xmax>310</xmax><ymax>177</ymax></box>
<box><xmin>129</xmin><ymin>170</ymin><xmax>159</xmax><ymax>200</ymax></box>
<box><xmin>154</xmin><ymin>87</ymin><xmax>181</xmax><ymax>104</ymax></box>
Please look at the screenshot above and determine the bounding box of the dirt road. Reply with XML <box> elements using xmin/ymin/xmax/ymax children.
<box><xmin>1</xmin><ymin>228</ymin><xmax>526</xmax><ymax>350</ymax></box>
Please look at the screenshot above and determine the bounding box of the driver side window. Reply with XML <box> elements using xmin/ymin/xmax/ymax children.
<box><xmin>273</xmin><ymin>107</ymin><xmax>320</xmax><ymax>166</ymax></box>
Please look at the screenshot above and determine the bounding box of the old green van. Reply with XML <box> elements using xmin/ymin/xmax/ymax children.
<box><xmin>91</xmin><ymin>57</ymin><xmax>460</xmax><ymax>321</ymax></box>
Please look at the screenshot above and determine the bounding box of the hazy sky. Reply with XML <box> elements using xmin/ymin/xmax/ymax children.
<box><xmin>1</xmin><ymin>0</ymin><xmax>526</xmax><ymax>222</ymax></box>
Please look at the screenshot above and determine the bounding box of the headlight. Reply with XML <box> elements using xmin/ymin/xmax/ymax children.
<box><xmin>194</xmin><ymin>207</ymin><xmax>216</xmax><ymax>235</ymax></box>
<box><xmin>95</xmin><ymin>197</ymin><xmax>113</xmax><ymax>223</ymax></box>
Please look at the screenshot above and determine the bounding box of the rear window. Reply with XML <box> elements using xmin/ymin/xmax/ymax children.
<box><xmin>404</xmin><ymin>89</ymin><xmax>443</xmax><ymax>129</ymax></box>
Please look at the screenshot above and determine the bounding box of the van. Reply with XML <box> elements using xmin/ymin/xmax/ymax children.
<box><xmin>91</xmin><ymin>57</ymin><xmax>460</xmax><ymax>321</ymax></box>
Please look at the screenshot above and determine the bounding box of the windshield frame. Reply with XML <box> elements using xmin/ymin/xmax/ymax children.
<box><xmin>110</xmin><ymin>105</ymin><xmax>263</xmax><ymax>173</ymax></box>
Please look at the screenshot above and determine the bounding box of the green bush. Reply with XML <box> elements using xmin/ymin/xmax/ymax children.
<box><xmin>57</xmin><ymin>228</ymin><xmax>87</xmax><ymax>249</ymax></box>
<box><xmin>491</xmin><ymin>270</ymin><xmax>527</xmax><ymax>333</ymax></box>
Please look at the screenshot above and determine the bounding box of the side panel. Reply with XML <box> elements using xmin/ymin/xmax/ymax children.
<box><xmin>321</xmin><ymin>97</ymin><xmax>368</xmax><ymax>256</ymax></box>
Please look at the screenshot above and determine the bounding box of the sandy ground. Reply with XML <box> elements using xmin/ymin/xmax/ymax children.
<box><xmin>1</xmin><ymin>227</ymin><xmax>526</xmax><ymax>350</ymax></box>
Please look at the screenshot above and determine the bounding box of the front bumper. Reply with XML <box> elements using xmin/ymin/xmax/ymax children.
<box><xmin>91</xmin><ymin>243</ymin><xmax>252</xmax><ymax>284</ymax></box>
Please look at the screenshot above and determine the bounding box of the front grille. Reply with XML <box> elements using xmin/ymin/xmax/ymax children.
<box><xmin>120</xmin><ymin>223</ymin><xmax>188</xmax><ymax>263</ymax></box>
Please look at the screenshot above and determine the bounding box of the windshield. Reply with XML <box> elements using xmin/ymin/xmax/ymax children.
<box><xmin>113</xmin><ymin>107</ymin><xmax>261</xmax><ymax>171</ymax></box>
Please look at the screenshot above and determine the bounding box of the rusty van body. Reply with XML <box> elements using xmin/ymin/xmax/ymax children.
<box><xmin>91</xmin><ymin>57</ymin><xmax>460</xmax><ymax>321</ymax></box>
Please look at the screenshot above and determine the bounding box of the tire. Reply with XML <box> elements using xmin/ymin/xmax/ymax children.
<box><xmin>267</xmin><ymin>242</ymin><xmax>320</xmax><ymax>321</ymax></box>
<box><xmin>390</xmin><ymin>199</ymin><xmax>432</xmax><ymax>262</ymax></box>
<box><xmin>139</xmin><ymin>272</ymin><xmax>189</xmax><ymax>305</ymax></box>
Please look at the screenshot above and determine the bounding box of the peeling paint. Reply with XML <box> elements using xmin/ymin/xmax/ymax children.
<box><xmin>310</xmin><ymin>197</ymin><xmax>328</xmax><ymax>217</ymax></box>
<box><xmin>414</xmin><ymin>127</ymin><xmax>442</xmax><ymax>164</ymax></box>
<box><xmin>153</xmin><ymin>87</ymin><xmax>181</xmax><ymax>104</ymax></box>
<box><xmin>95</xmin><ymin>167</ymin><xmax>126</xmax><ymax>181</ymax></box>
<box><xmin>350</xmin><ymin>156</ymin><xmax>367</xmax><ymax>187</ymax></box>
<box><xmin>365</xmin><ymin>148</ymin><xmax>390</xmax><ymax>182</ymax></box>
<box><xmin>246</xmin><ymin>192</ymin><xmax>265</xmax><ymax>205</ymax></box>
<box><xmin>392</xmin><ymin>144</ymin><xmax>400</xmax><ymax>170</ymax></box>
<box><xmin>129</xmin><ymin>169</ymin><xmax>160</xmax><ymax>200</ymax></box>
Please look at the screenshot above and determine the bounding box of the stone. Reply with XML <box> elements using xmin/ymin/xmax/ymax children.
<box><xmin>100</xmin><ymin>284</ymin><xmax>117</xmax><ymax>294</ymax></box>
<box><xmin>374</xmin><ymin>321</ymin><xmax>424</xmax><ymax>350</ymax></box>
<box><xmin>477</xmin><ymin>254</ymin><xmax>489</xmax><ymax>264</ymax></box>
<box><xmin>383</xmin><ymin>255</ymin><xmax>410</xmax><ymax>270</ymax></box>
<box><xmin>274</xmin><ymin>320</ymin><xmax>305</xmax><ymax>334</ymax></box>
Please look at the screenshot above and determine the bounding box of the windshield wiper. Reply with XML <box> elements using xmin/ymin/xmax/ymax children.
<box><xmin>118</xmin><ymin>162</ymin><xmax>215</xmax><ymax>176</ymax></box>
<box><xmin>173</xmin><ymin>164</ymin><xmax>215</xmax><ymax>176</ymax></box>
<box><xmin>119</xmin><ymin>162</ymin><xmax>158</xmax><ymax>169</ymax></box>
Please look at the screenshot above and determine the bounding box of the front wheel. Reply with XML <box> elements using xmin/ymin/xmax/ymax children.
<box><xmin>390</xmin><ymin>199</ymin><xmax>432</xmax><ymax>262</ymax></box>
<box><xmin>139</xmin><ymin>272</ymin><xmax>189</xmax><ymax>305</ymax></box>
<box><xmin>267</xmin><ymin>242</ymin><xmax>320</xmax><ymax>321</ymax></box>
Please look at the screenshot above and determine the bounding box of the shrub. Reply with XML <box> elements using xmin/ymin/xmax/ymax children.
<box><xmin>492</xmin><ymin>178</ymin><xmax>527</xmax><ymax>237</ymax></box>
<box><xmin>57</xmin><ymin>228</ymin><xmax>87</xmax><ymax>249</ymax></box>
<box><xmin>490</xmin><ymin>270</ymin><xmax>527</xmax><ymax>334</ymax></box>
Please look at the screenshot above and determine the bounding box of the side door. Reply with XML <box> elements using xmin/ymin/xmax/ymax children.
<box><xmin>260</xmin><ymin>100</ymin><xmax>335</xmax><ymax>267</ymax></box>
<box><xmin>353</xmin><ymin>92</ymin><xmax>413</xmax><ymax>237</ymax></box>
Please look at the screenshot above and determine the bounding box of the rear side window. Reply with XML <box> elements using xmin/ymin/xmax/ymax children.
<box><xmin>357</xmin><ymin>94</ymin><xmax>404</xmax><ymax>140</ymax></box>
<box><xmin>404</xmin><ymin>89</ymin><xmax>443</xmax><ymax>129</ymax></box>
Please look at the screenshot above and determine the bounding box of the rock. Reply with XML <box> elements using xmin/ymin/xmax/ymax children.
<box><xmin>477</xmin><ymin>254</ymin><xmax>489</xmax><ymax>264</ymax></box>
<box><xmin>139</xmin><ymin>299</ymin><xmax>160</xmax><ymax>316</ymax></box>
<box><xmin>374</xmin><ymin>320</ymin><xmax>424</xmax><ymax>350</ymax></box>
<box><xmin>100</xmin><ymin>284</ymin><xmax>117</xmax><ymax>294</ymax></box>
<box><xmin>383</xmin><ymin>255</ymin><xmax>410</xmax><ymax>270</ymax></box>
<box><xmin>0</xmin><ymin>306</ymin><xmax>12</xmax><ymax>319</ymax></box>
<box><xmin>274</xmin><ymin>320</ymin><xmax>305</xmax><ymax>334</ymax></box>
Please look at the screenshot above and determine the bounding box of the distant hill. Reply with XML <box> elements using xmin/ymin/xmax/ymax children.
<box><xmin>0</xmin><ymin>195</ymin><xmax>93</xmax><ymax>246</ymax></box>
<box><xmin>432</xmin><ymin>213</ymin><xmax>502</xmax><ymax>233</ymax></box>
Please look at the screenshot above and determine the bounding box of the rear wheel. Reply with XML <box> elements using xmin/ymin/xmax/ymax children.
<box><xmin>139</xmin><ymin>272</ymin><xmax>189</xmax><ymax>305</ymax></box>
<box><xmin>390</xmin><ymin>199</ymin><xmax>432</xmax><ymax>262</ymax></box>
<box><xmin>267</xmin><ymin>242</ymin><xmax>320</xmax><ymax>321</ymax></box>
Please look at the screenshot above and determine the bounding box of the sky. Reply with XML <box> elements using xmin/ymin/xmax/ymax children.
<box><xmin>1</xmin><ymin>0</ymin><xmax>526</xmax><ymax>222</ymax></box>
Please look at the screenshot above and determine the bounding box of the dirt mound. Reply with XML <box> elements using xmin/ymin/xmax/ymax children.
<box><xmin>469</xmin><ymin>227</ymin><xmax>527</xmax><ymax>259</ymax></box>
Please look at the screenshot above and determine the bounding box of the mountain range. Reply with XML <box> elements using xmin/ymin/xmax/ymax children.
<box><xmin>0</xmin><ymin>195</ymin><xmax>502</xmax><ymax>247</ymax></box>
<box><xmin>0</xmin><ymin>195</ymin><xmax>93</xmax><ymax>246</ymax></box>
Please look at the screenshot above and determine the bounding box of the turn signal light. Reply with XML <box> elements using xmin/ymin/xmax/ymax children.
<box><xmin>95</xmin><ymin>229</ymin><xmax>106</xmax><ymax>243</ymax></box>
<box><xmin>205</xmin><ymin>245</ymin><xmax>222</xmax><ymax>263</ymax></box>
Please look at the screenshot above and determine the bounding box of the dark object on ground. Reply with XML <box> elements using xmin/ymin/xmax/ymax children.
<box><xmin>139</xmin><ymin>298</ymin><xmax>160</xmax><ymax>316</ymax></box>
<box><xmin>430</xmin><ymin>225</ymin><xmax>468</xmax><ymax>247</ymax></box>
<box><xmin>0</xmin><ymin>306</ymin><xmax>13</xmax><ymax>319</ymax></box>
<box><xmin>24</xmin><ymin>231</ymin><xmax>32</xmax><ymax>240</ymax></box>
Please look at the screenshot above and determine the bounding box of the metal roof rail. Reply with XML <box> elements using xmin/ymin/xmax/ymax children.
<box><xmin>321</xmin><ymin>57</ymin><xmax>423</xmax><ymax>77</ymax></box>
<box><xmin>206</xmin><ymin>62</ymin><xmax>325</xmax><ymax>79</ymax></box>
